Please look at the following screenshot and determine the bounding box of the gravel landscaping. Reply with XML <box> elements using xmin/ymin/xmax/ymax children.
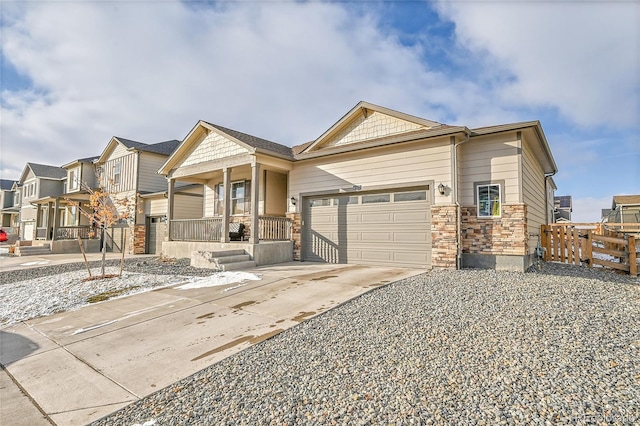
<box><xmin>87</xmin><ymin>262</ymin><xmax>639</xmax><ymax>425</ymax></box>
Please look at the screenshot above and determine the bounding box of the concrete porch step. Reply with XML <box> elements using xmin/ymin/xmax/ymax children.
<box><xmin>14</xmin><ymin>244</ymin><xmax>52</xmax><ymax>256</ymax></box>
<box><xmin>191</xmin><ymin>249</ymin><xmax>256</xmax><ymax>271</ymax></box>
<box><xmin>219</xmin><ymin>260</ymin><xmax>257</xmax><ymax>271</ymax></box>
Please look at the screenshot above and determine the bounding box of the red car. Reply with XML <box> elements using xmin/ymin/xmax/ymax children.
<box><xmin>0</xmin><ymin>229</ymin><xmax>7</xmax><ymax>242</ymax></box>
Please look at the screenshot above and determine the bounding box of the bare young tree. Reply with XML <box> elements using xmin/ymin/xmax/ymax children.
<box><xmin>67</xmin><ymin>180</ymin><xmax>136</xmax><ymax>278</ymax></box>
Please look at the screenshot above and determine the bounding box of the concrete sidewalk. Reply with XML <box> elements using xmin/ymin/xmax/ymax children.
<box><xmin>0</xmin><ymin>262</ymin><xmax>424</xmax><ymax>425</ymax></box>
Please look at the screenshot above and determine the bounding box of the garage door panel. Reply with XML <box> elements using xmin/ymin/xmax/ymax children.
<box><xmin>360</xmin><ymin>212</ymin><xmax>392</xmax><ymax>223</ymax></box>
<box><xmin>305</xmin><ymin>190</ymin><xmax>431</xmax><ymax>268</ymax></box>
<box><xmin>392</xmin><ymin>232</ymin><xmax>429</xmax><ymax>242</ymax></box>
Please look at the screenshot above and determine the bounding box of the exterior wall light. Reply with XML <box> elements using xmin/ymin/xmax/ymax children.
<box><xmin>438</xmin><ymin>183</ymin><xmax>446</xmax><ymax>195</ymax></box>
<box><xmin>290</xmin><ymin>196</ymin><xmax>296</xmax><ymax>206</ymax></box>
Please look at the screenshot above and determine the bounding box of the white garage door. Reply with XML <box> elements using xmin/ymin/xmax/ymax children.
<box><xmin>304</xmin><ymin>188</ymin><xmax>431</xmax><ymax>268</ymax></box>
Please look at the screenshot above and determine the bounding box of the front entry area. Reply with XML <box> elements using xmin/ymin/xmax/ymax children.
<box><xmin>303</xmin><ymin>188</ymin><xmax>432</xmax><ymax>268</ymax></box>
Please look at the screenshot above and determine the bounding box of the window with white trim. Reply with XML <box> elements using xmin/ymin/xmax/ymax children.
<box><xmin>113</xmin><ymin>162</ymin><xmax>121</xmax><ymax>185</ymax></box>
<box><xmin>477</xmin><ymin>183</ymin><xmax>501</xmax><ymax>217</ymax></box>
<box><xmin>214</xmin><ymin>181</ymin><xmax>250</xmax><ymax>215</ymax></box>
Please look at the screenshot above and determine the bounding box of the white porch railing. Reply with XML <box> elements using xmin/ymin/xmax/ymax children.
<box><xmin>259</xmin><ymin>216</ymin><xmax>291</xmax><ymax>241</ymax></box>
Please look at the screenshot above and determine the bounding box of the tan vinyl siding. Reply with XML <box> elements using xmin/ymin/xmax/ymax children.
<box><xmin>138</xmin><ymin>152</ymin><xmax>171</xmax><ymax>193</ymax></box>
<box><xmin>522</xmin><ymin>135</ymin><xmax>547</xmax><ymax>252</ymax></box>
<box><xmin>174</xmin><ymin>194</ymin><xmax>203</xmax><ymax>219</ymax></box>
<box><xmin>458</xmin><ymin>134</ymin><xmax>520</xmax><ymax>206</ymax></box>
<box><xmin>145</xmin><ymin>198</ymin><xmax>167</xmax><ymax>216</ymax></box>
<box><xmin>111</xmin><ymin>143</ymin><xmax>131</xmax><ymax>160</ymax></box>
<box><xmin>81</xmin><ymin>163</ymin><xmax>98</xmax><ymax>189</ymax></box>
<box><xmin>204</xmin><ymin>181</ymin><xmax>216</xmax><ymax>217</ymax></box>
<box><xmin>264</xmin><ymin>171</ymin><xmax>287</xmax><ymax>216</ymax></box>
<box><xmin>290</xmin><ymin>139</ymin><xmax>451</xmax><ymax>203</ymax></box>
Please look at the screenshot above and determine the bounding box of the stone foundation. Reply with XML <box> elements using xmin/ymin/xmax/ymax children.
<box><xmin>286</xmin><ymin>212</ymin><xmax>302</xmax><ymax>261</ymax></box>
<box><xmin>461</xmin><ymin>204</ymin><xmax>527</xmax><ymax>256</ymax></box>
<box><xmin>133</xmin><ymin>224</ymin><xmax>146</xmax><ymax>255</ymax></box>
<box><xmin>431</xmin><ymin>205</ymin><xmax>458</xmax><ymax>269</ymax></box>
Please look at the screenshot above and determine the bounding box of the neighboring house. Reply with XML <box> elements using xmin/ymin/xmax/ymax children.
<box><xmin>94</xmin><ymin>137</ymin><xmax>203</xmax><ymax>254</ymax></box>
<box><xmin>606</xmin><ymin>195</ymin><xmax>640</xmax><ymax>224</ymax></box>
<box><xmin>0</xmin><ymin>179</ymin><xmax>20</xmax><ymax>241</ymax></box>
<box><xmin>554</xmin><ymin>195</ymin><xmax>572</xmax><ymax>222</ymax></box>
<box><xmin>17</xmin><ymin>163</ymin><xmax>67</xmax><ymax>241</ymax></box>
<box><xmin>28</xmin><ymin>156</ymin><xmax>101</xmax><ymax>252</ymax></box>
<box><xmin>159</xmin><ymin>101</ymin><xmax>558</xmax><ymax>271</ymax></box>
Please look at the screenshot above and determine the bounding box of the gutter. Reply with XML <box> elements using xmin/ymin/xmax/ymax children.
<box><xmin>453</xmin><ymin>130</ymin><xmax>472</xmax><ymax>269</ymax></box>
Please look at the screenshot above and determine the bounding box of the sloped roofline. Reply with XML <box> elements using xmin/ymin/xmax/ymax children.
<box><xmin>612</xmin><ymin>195</ymin><xmax>640</xmax><ymax>208</ymax></box>
<box><xmin>96</xmin><ymin>137</ymin><xmax>180</xmax><ymax>164</ymax></box>
<box><xmin>159</xmin><ymin>120</ymin><xmax>293</xmax><ymax>176</ymax></box>
<box><xmin>19</xmin><ymin>162</ymin><xmax>67</xmax><ymax>183</ymax></box>
<box><xmin>300</xmin><ymin>101</ymin><xmax>443</xmax><ymax>154</ymax></box>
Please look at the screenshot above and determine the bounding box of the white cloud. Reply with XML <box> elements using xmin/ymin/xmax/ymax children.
<box><xmin>0</xmin><ymin>1</ymin><xmax>455</xmax><ymax>178</ymax></box>
<box><xmin>435</xmin><ymin>1</ymin><xmax>640</xmax><ymax>128</ymax></box>
<box><xmin>572</xmin><ymin>196</ymin><xmax>612</xmax><ymax>223</ymax></box>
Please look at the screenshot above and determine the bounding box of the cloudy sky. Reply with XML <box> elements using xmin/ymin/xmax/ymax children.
<box><xmin>1</xmin><ymin>0</ymin><xmax>638</xmax><ymax>222</ymax></box>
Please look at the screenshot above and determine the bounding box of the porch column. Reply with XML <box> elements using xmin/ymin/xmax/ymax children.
<box><xmin>167</xmin><ymin>178</ymin><xmax>175</xmax><ymax>241</ymax></box>
<box><xmin>35</xmin><ymin>204</ymin><xmax>42</xmax><ymax>240</ymax></box>
<box><xmin>221</xmin><ymin>167</ymin><xmax>231</xmax><ymax>243</ymax></box>
<box><xmin>46</xmin><ymin>201</ymin><xmax>54</xmax><ymax>240</ymax></box>
<box><xmin>52</xmin><ymin>198</ymin><xmax>60</xmax><ymax>240</ymax></box>
<box><xmin>250</xmin><ymin>162</ymin><xmax>260</xmax><ymax>244</ymax></box>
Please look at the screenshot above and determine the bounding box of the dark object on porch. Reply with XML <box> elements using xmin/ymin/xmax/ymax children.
<box><xmin>229</xmin><ymin>223</ymin><xmax>245</xmax><ymax>241</ymax></box>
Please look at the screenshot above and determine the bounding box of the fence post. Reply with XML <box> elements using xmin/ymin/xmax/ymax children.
<box><xmin>586</xmin><ymin>231</ymin><xmax>593</xmax><ymax>268</ymax></box>
<box><xmin>573</xmin><ymin>228</ymin><xmax>580</xmax><ymax>265</ymax></box>
<box><xmin>629</xmin><ymin>235</ymin><xmax>637</xmax><ymax>277</ymax></box>
<box><xmin>541</xmin><ymin>225</ymin><xmax>549</xmax><ymax>261</ymax></box>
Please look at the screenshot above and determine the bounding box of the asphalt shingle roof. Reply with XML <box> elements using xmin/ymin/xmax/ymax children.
<box><xmin>0</xmin><ymin>179</ymin><xmax>17</xmax><ymax>191</ymax></box>
<box><xmin>28</xmin><ymin>163</ymin><xmax>67</xmax><ymax>180</ymax></box>
<box><xmin>115</xmin><ymin>138</ymin><xmax>181</xmax><ymax>156</ymax></box>
<box><xmin>203</xmin><ymin>122</ymin><xmax>293</xmax><ymax>158</ymax></box>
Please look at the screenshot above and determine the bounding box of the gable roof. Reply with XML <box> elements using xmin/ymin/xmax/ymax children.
<box><xmin>159</xmin><ymin>120</ymin><xmax>293</xmax><ymax>175</ymax></box>
<box><xmin>62</xmin><ymin>155</ymin><xmax>100</xmax><ymax>169</ymax></box>
<box><xmin>202</xmin><ymin>122</ymin><xmax>293</xmax><ymax>158</ymax></box>
<box><xmin>97</xmin><ymin>137</ymin><xmax>181</xmax><ymax>163</ymax></box>
<box><xmin>300</xmin><ymin>101</ymin><xmax>444</xmax><ymax>154</ymax></box>
<box><xmin>612</xmin><ymin>195</ymin><xmax>640</xmax><ymax>208</ymax></box>
<box><xmin>19</xmin><ymin>162</ymin><xmax>67</xmax><ymax>183</ymax></box>
<box><xmin>1</xmin><ymin>179</ymin><xmax>17</xmax><ymax>191</ymax></box>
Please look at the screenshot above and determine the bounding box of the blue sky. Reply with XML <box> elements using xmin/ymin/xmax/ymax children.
<box><xmin>1</xmin><ymin>0</ymin><xmax>638</xmax><ymax>221</ymax></box>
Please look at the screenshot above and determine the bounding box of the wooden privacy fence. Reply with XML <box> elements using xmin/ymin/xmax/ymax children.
<box><xmin>541</xmin><ymin>223</ymin><xmax>638</xmax><ymax>276</ymax></box>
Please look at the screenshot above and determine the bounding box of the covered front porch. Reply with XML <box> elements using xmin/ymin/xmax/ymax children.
<box><xmin>31</xmin><ymin>194</ymin><xmax>101</xmax><ymax>253</ymax></box>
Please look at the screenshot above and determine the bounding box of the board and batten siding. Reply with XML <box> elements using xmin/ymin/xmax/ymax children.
<box><xmin>101</xmin><ymin>152</ymin><xmax>137</xmax><ymax>192</ymax></box>
<box><xmin>290</xmin><ymin>139</ymin><xmax>451</xmax><ymax>201</ymax></box>
<box><xmin>138</xmin><ymin>152</ymin><xmax>172</xmax><ymax>193</ymax></box>
<box><xmin>458</xmin><ymin>133</ymin><xmax>520</xmax><ymax>206</ymax></box>
<box><xmin>521</xmin><ymin>135</ymin><xmax>547</xmax><ymax>254</ymax></box>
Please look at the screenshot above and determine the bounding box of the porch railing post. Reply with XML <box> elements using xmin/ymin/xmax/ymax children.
<box><xmin>167</xmin><ymin>178</ymin><xmax>175</xmax><ymax>241</ymax></box>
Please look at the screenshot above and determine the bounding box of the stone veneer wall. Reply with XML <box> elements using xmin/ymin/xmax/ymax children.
<box><xmin>133</xmin><ymin>224</ymin><xmax>146</xmax><ymax>254</ymax></box>
<box><xmin>461</xmin><ymin>204</ymin><xmax>527</xmax><ymax>255</ymax></box>
<box><xmin>431</xmin><ymin>205</ymin><xmax>458</xmax><ymax>269</ymax></box>
<box><xmin>286</xmin><ymin>212</ymin><xmax>301</xmax><ymax>260</ymax></box>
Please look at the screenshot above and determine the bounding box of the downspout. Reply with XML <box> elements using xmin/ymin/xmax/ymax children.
<box><xmin>544</xmin><ymin>172</ymin><xmax>557</xmax><ymax>224</ymax></box>
<box><xmin>453</xmin><ymin>130</ymin><xmax>471</xmax><ymax>269</ymax></box>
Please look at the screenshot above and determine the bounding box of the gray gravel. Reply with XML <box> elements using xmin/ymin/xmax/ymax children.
<box><xmin>90</xmin><ymin>262</ymin><xmax>639</xmax><ymax>426</ymax></box>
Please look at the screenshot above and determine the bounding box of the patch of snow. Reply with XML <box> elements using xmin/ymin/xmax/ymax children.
<box><xmin>132</xmin><ymin>420</ymin><xmax>157</xmax><ymax>426</ymax></box>
<box><xmin>20</xmin><ymin>260</ymin><xmax>50</xmax><ymax>266</ymax></box>
<box><xmin>0</xmin><ymin>267</ymin><xmax>192</xmax><ymax>327</ymax></box>
<box><xmin>72</xmin><ymin>320</ymin><xmax>118</xmax><ymax>335</ymax></box>
<box><xmin>0</xmin><ymin>247</ymin><xmax>8</xmax><ymax>254</ymax></box>
<box><xmin>177</xmin><ymin>271</ymin><xmax>262</xmax><ymax>290</ymax></box>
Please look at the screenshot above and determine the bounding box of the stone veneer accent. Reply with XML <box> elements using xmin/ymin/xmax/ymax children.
<box><xmin>431</xmin><ymin>205</ymin><xmax>458</xmax><ymax>269</ymax></box>
<box><xmin>461</xmin><ymin>204</ymin><xmax>527</xmax><ymax>255</ymax></box>
<box><xmin>286</xmin><ymin>212</ymin><xmax>301</xmax><ymax>260</ymax></box>
<box><xmin>133</xmin><ymin>224</ymin><xmax>146</xmax><ymax>254</ymax></box>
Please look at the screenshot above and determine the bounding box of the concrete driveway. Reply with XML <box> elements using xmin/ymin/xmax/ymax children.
<box><xmin>0</xmin><ymin>262</ymin><xmax>424</xmax><ymax>425</ymax></box>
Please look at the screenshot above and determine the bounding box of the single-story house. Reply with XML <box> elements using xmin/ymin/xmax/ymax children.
<box><xmin>605</xmin><ymin>195</ymin><xmax>640</xmax><ymax>224</ymax></box>
<box><xmin>159</xmin><ymin>101</ymin><xmax>558</xmax><ymax>271</ymax></box>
